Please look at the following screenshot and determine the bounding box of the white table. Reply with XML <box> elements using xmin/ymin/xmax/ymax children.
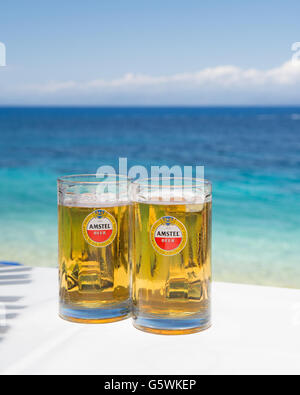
<box><xmin>1</xmin><ymin>264</ymin><xmax>300</xmax><ymax>375</ymax></box>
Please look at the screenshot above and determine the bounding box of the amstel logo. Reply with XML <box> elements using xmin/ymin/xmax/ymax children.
<box><xmin>150</xmin><ymin>216</ymin><xmax>188</xmax><ymax>256</ymax></box>
<box><xmin>82</xmin><ymin>209</ymin><xmax>117</xmax><ymax>248</ymax></box>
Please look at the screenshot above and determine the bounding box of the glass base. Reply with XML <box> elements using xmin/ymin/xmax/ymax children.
<box><xmin>60</xmin><ymin>301</ymin><xmax>131</xmax><ymax>324</ymax></box>
<box><xmin>133</xmin><ymin>312</ymin><xmax>211</xmax><ymax>335</ymax></box>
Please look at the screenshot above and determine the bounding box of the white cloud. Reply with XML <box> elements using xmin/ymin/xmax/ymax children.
<box><xmin>2</xmin><ymin>59</ymin><xmax>300</xmax><ymax>105</ymax></box>
<box><xmin>25</xmin><ymin>60</ymin><xmax>300</xmax><ymax>92</ymax></box>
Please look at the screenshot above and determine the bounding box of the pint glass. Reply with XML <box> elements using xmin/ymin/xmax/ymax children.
<box><xmin>58</xmin><ymin>175</ymin><xmax>131</xmax><ymax>323</ymax></box>
<box><xmin>131</xmin><ymin>178</ymin><xmax>212</xmax><ymax>335</ymax></box>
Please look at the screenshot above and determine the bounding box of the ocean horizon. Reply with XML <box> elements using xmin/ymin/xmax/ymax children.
<box><xmin>0</xmin><ymin>106</ymin><xmax>299</xmax><ymax>288</ymax></box>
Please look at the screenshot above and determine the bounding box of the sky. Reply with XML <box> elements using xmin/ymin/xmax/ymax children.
<box><xmin>0</xmin><ymin>0</ymin><xmax>300</xmax><ymax>105</ymax></box>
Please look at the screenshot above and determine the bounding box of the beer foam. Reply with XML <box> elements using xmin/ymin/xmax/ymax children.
<box><xmin>133</xmin><ymin>190</ymin><xmax>211</xmax><ymax>205</ymax></box>
<box><xmin>62</xmin><ymin>193</ymin><xmax>130</xmax><ymax>208</ymax></box>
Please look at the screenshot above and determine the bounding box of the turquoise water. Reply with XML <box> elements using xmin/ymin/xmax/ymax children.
<box><xmin>0</xmin><ymin>107</ymin><xmax>299</xmax><ymax>288</ymax></box>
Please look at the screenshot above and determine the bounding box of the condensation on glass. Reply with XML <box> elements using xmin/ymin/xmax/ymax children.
<box><xmin>131</xmin><ymin>177</ymin><xmax>212</xmax><ymax>335</ymax></box>
<box><xmin>58</xmin><ymin>174</ymin><xmax>131</xmax><ymax>323</ymax></box>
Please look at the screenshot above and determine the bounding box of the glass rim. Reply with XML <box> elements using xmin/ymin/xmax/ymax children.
<box><xmin>131</xmin><ymin>177</ymin><xmax>212</xmax><ymax>189</ymax></box>
<box><xmin>57</xmin><ymin>174</ymin><xmax>130</xmax><ymax>185</ymax></box>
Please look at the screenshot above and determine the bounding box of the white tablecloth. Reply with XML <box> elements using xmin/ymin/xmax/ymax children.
<box><xmin>1</xmin><ymin>264</ymin><xmax>300</xmax><ymax>375</ymax></box>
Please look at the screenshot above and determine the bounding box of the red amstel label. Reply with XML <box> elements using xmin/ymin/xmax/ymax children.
<box><xmin>150</xmin><ymin>216</ymin><xmax>188</xmax><ymax>256</ymax></box>
<box><xmin>82</xmin><ymin>209</ymin><xmax>117</xmax><ymax>248</ymax></box>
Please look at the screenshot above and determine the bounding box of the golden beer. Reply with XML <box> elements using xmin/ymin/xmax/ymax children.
<box><xmin>132</xmin><ymin>180</ymin><xmax>212</xmax><ymax>335</ymax></box>
<box><xmin>58</xmin><ymin>175</ymin><xmax>131</xmax><ymax>323</ymax></box>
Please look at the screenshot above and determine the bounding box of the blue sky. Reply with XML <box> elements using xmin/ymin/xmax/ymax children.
<box><xmin>0</xmin><ymin>0</ymin><xmax>300</xmax><ymax>105</ymax></box>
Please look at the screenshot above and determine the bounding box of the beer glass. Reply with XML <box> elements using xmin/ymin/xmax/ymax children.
<box><xmin>58</xmin><ymin>174</ymin><xmax>131</xmax><ymax>323</ymax></box>
<box><xmin>131</xmin><ymin>177</ymin><xmax>212</xmax><ymax>335</ymax></box>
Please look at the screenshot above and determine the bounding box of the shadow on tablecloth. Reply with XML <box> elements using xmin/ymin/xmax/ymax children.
<box><xmin>0</xmin><ymin>264</ymin><xmax>32</xmax><ymax>343</ymax></box>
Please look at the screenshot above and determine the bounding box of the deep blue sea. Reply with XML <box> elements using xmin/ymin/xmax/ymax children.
<box><xmin>0</xmin><ymin>107</ymin><xmax>299</xmax><ymax>288</ymax></box>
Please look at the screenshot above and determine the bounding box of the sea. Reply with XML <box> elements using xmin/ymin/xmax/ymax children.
<box><xmin>0</xmin><ymin>107</ymin><xmax>299</xmax><ymax>288</ymax></box>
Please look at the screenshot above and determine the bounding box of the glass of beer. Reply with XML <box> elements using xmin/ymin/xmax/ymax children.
<box><xmin>131</xmin><ymin>177</ymin><xmax>212</xmax><ymax>335</ymax></box>
<box><xmin>58</xmin><ymin>174</ymin><xmax>131</xmax><ymax>323</ymax></box>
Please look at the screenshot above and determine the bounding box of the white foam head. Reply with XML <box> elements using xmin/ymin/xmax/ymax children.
<box><xmin>62</xmin><ymin>193</ymin><xmax>130</xmax><ymax>208</ymax></box>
